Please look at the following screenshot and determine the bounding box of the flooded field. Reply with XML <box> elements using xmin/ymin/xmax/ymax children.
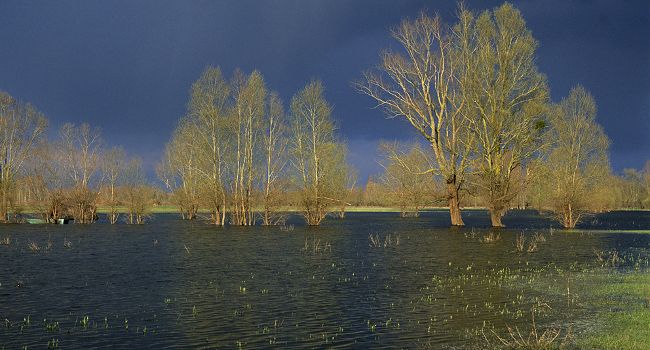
<box><xmin>1</xmin><ymin>210</ymin><xmax>649</xmax><ymax>349</ymax></box>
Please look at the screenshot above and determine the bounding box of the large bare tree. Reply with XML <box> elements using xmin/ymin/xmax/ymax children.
<box><xmin>358</xmin><ymin>12</ymin><xmax>473</xmax><ymax>226</ymax></box>
<box><xmin>162</xmin><ymin>67</ymin><xmax>286</xmax><ymax>226</ymax></box>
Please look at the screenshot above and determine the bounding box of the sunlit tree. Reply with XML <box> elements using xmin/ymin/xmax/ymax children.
<box><xmin>358</xmin><ymin>12</ymin><xmax>473</xmax><ymax>226</ymax></box>
<box><xmin>0</xmin><ymin>91</ymin><xmax>48</xmax><ymax>222</ymax></box>
<box><xmin>457</xmin><ymin>3</ymin><xmax>548</xmax><ymax>227</ymax></box>
<box><xmin>290</xmin><ymin>81</ymin><xmax>349</xmax><ymax>225</ymax></box>
<box><xmin>534</xmin><ymin>86</ymin><xmax>611</xmax><ymax>228</ymax></box>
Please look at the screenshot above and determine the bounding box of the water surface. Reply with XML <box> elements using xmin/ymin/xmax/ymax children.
<box><xmin>1</xmin><ymin>210</ymin><xmax>649</xmax><ymax>348</ymax></box>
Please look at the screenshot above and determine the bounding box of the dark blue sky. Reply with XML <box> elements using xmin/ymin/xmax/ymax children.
<box><xmin>1</xmin><ymin>0</ymin><xmax>648</xmax><ymax>182</ymax></box>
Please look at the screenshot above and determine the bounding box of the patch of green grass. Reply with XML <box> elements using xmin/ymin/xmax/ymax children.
<box><xmin>579</xmin><ymin>273</ymin><xmax>650</xmax><ymax>350</ymax></box>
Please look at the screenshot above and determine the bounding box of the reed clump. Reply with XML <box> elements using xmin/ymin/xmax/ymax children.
<box><xmin>28</xmin><ymin>241</ymin><xmax>40</xmax><ymax>253</ymax></box>
<box><xmin>515</xmin><ymin>232</ymin><xmax>546</xmax><ymax>253</ymax></box>
<box><xmin>369</xmin><ymin>233</ymin><xmax>400</xmax><ymax>248</ymax></box>
<box><xmin>485</xmin><ymin>303</ymin><xmax>573</xmax><ymax>349</ymax></box>
<box><xmin>594</xmin><ymin>249</ymin><xmax>622</xmax><ymax>267</ymax></box>
<box><xmin>480</xmin><ymin>232</ymin><xmax>502</xmax><ymax>243</ymax></box>
<box><xmin>302</xmin><ymin>237</ymin><xmax>331</xmax><ymax>254</ymax></box>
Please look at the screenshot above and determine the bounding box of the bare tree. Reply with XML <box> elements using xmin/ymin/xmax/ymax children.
<box><xmin>121</xmin><ymin>157</ymin><xmax>152</xmax><ymax>224</ymax></box>
<box><xmin>358</xmin><ymin>12</ymin><xmax>473</xmax><ymax>226</ymax></box>
<box><xmin>457</xmin><ymin>4</ymin><xmax>548</xmax><ymax>227</ymax></box>
<box><xmin>158</xmin><ymin>121</ymin><xmax>202</xmax><ymax>220</ymax></box>
<box><xmin>619</xmin><ymin>168</ymin><xmax>647</xmax><ymax>209</ymax></box>
<box><xmin>290</xmin><ymin>81</ymin><xmax>348</xmax><ymax>225</ymax></box>
<box><xmin>333</xmin><ymin>162</ymin><xmax>358</xmax><ymax>219</ymax></box>
<box><xmin>230</xmin><ymin>70</ymin><xmax>266</xmax><ymax>226</ymax></box>
<box><xmin>0</xmin><ymin>91</ymin><xmax>48</xmax><ymax>222</ymax></box>
<box><xmin>163</xmin><ymin>67</ymin><xmax>284</xmax><ymax>226</ymax></box>
<box><xmin>378</xmin><ymin>141</ymin><xmax>441</xmax><ymax>217</ymax></box>
<box><xmin>22</xmin><ymin>143</ymin><xmax>68</xmax><ymax>222</ymax></box>
<box><xmin>59</xmin><ymin>123</ymin><xmax>102</xmax><ymax>188</ymax></box>
<box><xmin>534</xmin><ymin>86</ymin><xmax>611</xmax><ymax>228</ymax></box>
<box><xmin>262</xmin><ymin>92</ymin><xmax>288</xmax><ymax>225</ymax></box>
<box><xmin>187</xmin><ymin>66</ymin><xmax>231</xmax><ymax>225</ymax></box>
<box><xmin>56</xmin><ymin>123</ymin><xmax>103</xmax><ymax>223</ymax></box>
<box><xmin>101</xmin><ymin>147</ymin><xmax>127</xmax><ymax>224</ymax></box>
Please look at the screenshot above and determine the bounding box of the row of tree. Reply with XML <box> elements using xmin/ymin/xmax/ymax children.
<box><xmin>158</xmin><ymin>68</ymin><xmax>354</xmax><ymax>226</ymax></box>
<box><xmin>0</xmin><ymin>91</ymin><xmax>156</xmax><ymax>224</ymax></box>
<box><xmin>356</xmin><ymin>3</ymin><xmax>632</xmax><ymax>228</ymax></box>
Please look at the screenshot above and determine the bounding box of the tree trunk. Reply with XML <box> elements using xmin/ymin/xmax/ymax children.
<box><xmin>1</xmin><ymin>183</ymin><xmax>8</xmax><ymax>222</ymax></box>
<box><xmin>220</xmin><ymin>194</ymin><xmax>226</xmax><ymax>226</ymax></box>
<box><xmin>489</xmin><ymin>208</ymin><xmax>505</xmax><ymax>228</ymax></box>
<box><xmin>447</xmin><ymin>180</ymin><xmax>464</xmax><ymax>226</ymax></box>
<box><xmin>563</xmin><ymin>203</ymin><xmax>577</xmax><ymax>229</ymax></box>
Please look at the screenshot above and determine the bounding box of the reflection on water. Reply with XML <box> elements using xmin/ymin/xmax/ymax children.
<box><xmin>1</xmin><ymin>210</ymin><xmax>649</xmax><ymax>348</ymax></box>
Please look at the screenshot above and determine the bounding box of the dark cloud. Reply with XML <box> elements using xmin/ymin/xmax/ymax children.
<box><xmin>0</xmin><ymin>0</ymin><xmax>648</xmax><ymax>182</ymax></box>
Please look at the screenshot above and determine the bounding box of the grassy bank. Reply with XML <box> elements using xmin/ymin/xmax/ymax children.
<box><xmin>579</xmin><ymin>273</ymin><xmax>650</xmax><ymax>350</ymax></box>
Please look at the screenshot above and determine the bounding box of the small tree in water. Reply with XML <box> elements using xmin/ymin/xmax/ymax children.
<box><xmin>289</xmin><ymin>81</ymin><xmax>349</xmax><ymax>226</ymax></box>
<box><xmin>121</xmin><ymin>157</ymin><xmax>153</xmax><ymax>224</ymax></box>
<box><xmin>533</xmin><ymin>86</ymin><xmax>611</xmax><ymax>228</ymax></box>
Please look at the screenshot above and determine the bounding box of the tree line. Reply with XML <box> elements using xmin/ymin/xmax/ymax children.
<box><xmin>0</xmin><ymin>91</ymin><xmax>157</xmax><ymax>224</ymax></box>
<box><xmin>0</xmin><ymin>71</ymin><xmax>355</xmax><ymax>226</ymax></box>
<box><xmin>0</xmin><ymin>2</ymin><xmax>647</xmax><ymax>228</ymax></box>
<box><xmin>357</xmin><ymin>2</ymin><xmax>649</xmax><ymax>228</ymax></box>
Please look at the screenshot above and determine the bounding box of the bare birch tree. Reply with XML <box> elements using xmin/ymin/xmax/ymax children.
<box><xmin>230</xmin><ymin>70</ymin><xmax>266</xmax><ymax>226</ymax></box>
<box><xmin>262</xmin><ymin>92</ymin><xmax>288</xmax><ymax>225</ymax></box>
<box><xmin>290</xmin><ymin>81</ymin><xmax>348</xmax><ymax>225</ymax></box>
<box><xmin>187</xmin><ymin>66</ymin><xmax>231</xmax><ymax>225</ymax></box>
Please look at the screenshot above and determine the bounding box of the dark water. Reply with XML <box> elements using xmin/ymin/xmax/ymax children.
<box><xmin>1</xmin><ymin>210</ymin><xmax>649</xmax><ymax>349</ymax></box>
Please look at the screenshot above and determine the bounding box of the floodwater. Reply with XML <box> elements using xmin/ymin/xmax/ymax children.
<box><xmin>1</xmin><ymin>210</ymin><xmax>649</xmax><ymax>349</ymax></box>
